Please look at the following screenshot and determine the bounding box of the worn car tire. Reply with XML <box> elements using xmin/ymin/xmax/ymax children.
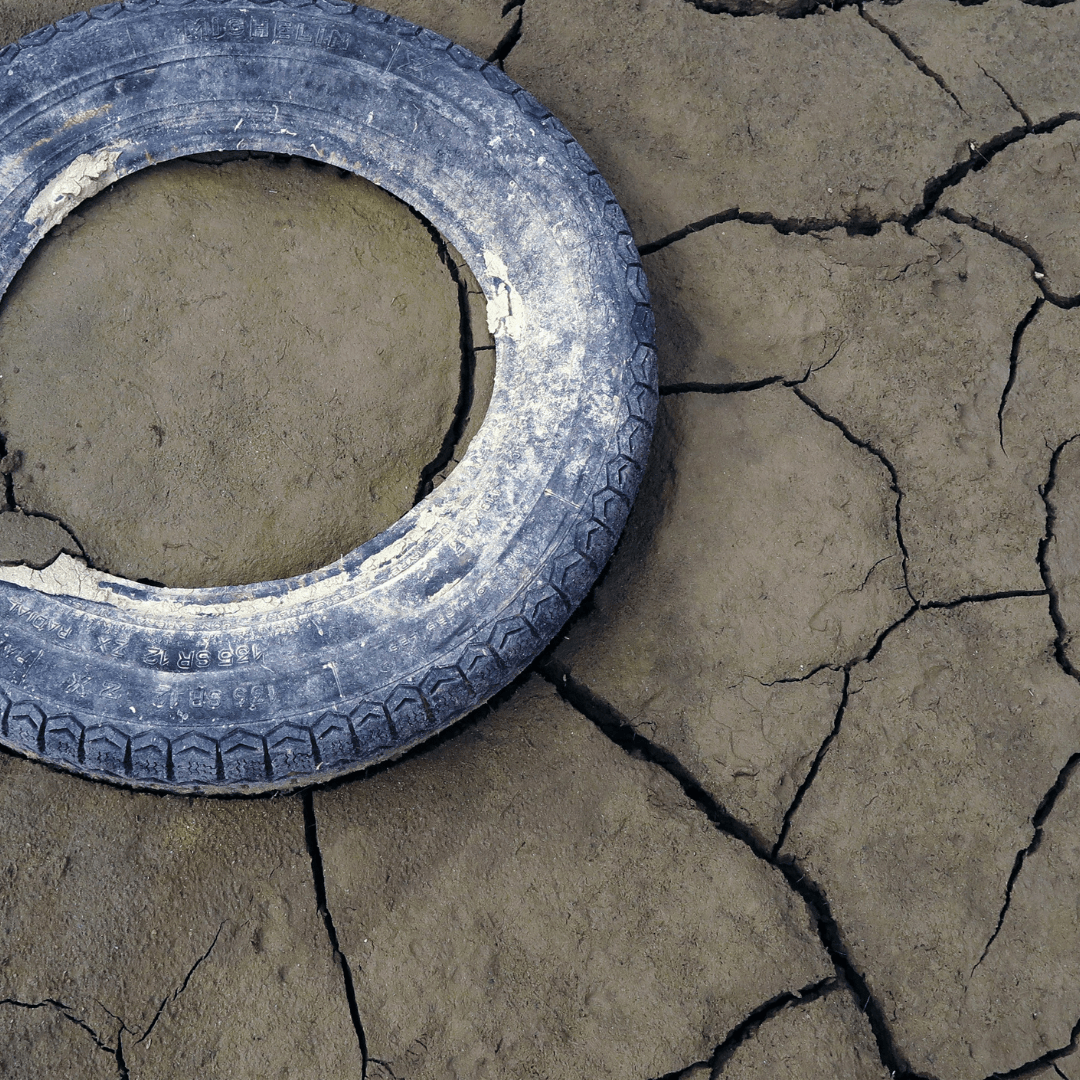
<box><xmin>0</xmin><ymin>0</ymin><xmax>657</xmax><ymax>793</ymax></box>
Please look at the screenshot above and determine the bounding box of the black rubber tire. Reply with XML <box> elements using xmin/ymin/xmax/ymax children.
<box><xmin>0</xmin><ymin>0</ymin><xmax>657</xmax><ymax>793</ymax></box>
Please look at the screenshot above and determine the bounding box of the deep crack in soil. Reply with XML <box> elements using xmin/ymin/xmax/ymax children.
<box><xmin>982</xmin><ymin>1016</ymin><xmax>1080</xmax><ymax>1080</ymax></box>
<box><xmin>488</xmin><ymin>0</ymin><xmax>525</xmax><ymax>68</ymax></box>
<box><xmin>409</xmin><ymin>217</ymin><xmax>481</xmax><ymax>506</ymax></box>
<box><xmin>941</xmin><ymin>208</ymin><xmax>1080</xmax><ymax>308</ymax></box>
<box><xmin>0</xmin><ymin>430</ymin><xmax>90</xmax><ymax>569</ymax></box>
<box><xmin>975</xmin><ymin>63</ymin><xmax>1033</xmax><ymax>128</ymax></box>
<box><xmin>999</xmin><ymin>297</ymin><xmax>1047</xmax><ymax>452</ymax></box>
<box><xmin>639</xmin><ymin>112</ymin><xmax>1080</xmax><ymax>265</ymax></box>
<box><xmin>683</xmin><ymin>0</ymin><xmax>1075</xmax><ymax>21</ymax></box>
<box><xmin>790</xmin><ymin>384</ymin><xmax>916</xmax><ymax>603</ymax></box>
<box><xmin>858</xmin><ymin>5</ymin><xmax>967</xmax><ymax>114</ymax></box>
<box><xmin>1037</xmin><ymin>435</ymin><xmax>1080</xmax><ymax>681</ymax></box>
<box><xmin>972</xmin><ymin>751</ymin><xmax>1080</xmax><ymax>976</ymax></box>
<box><xmin>952</xmin><ymin>435</ymin><xmax>1080</xmax><ymax>983</ymax></box>
<box><xmin>648</xmin><ymin>977</ymin><xmax>840</xmax><ymax>1080</ymax></box>
<box><xmin>707</xmin><ymin>977</ymin><xmax>840</xmax><ymax>1078</ymax></box>
<box><xmin>535</xmin><ymin>659</ymin><xmax>933</xmax><ymax>1080</ymax></box>
<box><xmin>302</xmin><ymin>790</ymin><xmax>370</xmax><ymax>1078</ymax></box>
<box><xmin>0</xmin><ymin>997</ymin><xmax>123</xmax><ymax>1075</ymax></box>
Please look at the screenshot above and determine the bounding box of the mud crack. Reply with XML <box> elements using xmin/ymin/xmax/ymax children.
<box><xmin>683</xmin><ymin>0</ymin><xmax>854</xmax><ymax>20</ymax></box>
<box><xmin>0</xmin><ymin>434</ymin><xmax>91</xmax><ymax>571</ymax></box>
<box><xmin>772</xmin><ymin>671</ymin><xmax>852</xmax><ymax>858</ymax></box>
<box><xmin>973</xmin><ymin>751</ymin><xmax>1080</xmax><ymax>976</ymax></box>
<box><xmin>940</xmin><ymin>208</ymin><xmax>1080</xmax><ymax>309</ymax></box>
<box><xmin>409</xmin><ymin>218</ymin><xmax>480</xmax><ymax>506</ymax></box>
<box><xmin>659</xmin><ymin>345</ymin><xmax>841</xmax><ymax>399</ymax></box>
<box><xmin>1037</xmin><ymin>435</ymin><xmax>1080</xmax><ymax>682</ymax></box>
<box><xmin>951</xmin><ymin>438</ymin><xmax>1080</xmax><ymax>982</ymax></box>
<box><xmin>488</xmin><ymin>0</ymin><xmax>524</xmax><ymax>69</ymax></box>
<box><xmin>649</xmin><ymin>976</ymin><xmax>839</xmax><ymax>1079</ymax></box>
<box><xmin>906</xmin><ymin>112</ymin><xmax>1080</xmax><ymax>231</ymax></box>
<box><xmin>998</xmin><ymin>296</ymin><xmax>1045</xmax><ymax>452</ymax></box>
<box><xmin>536</xmin><ymin>659</ymin><xmax>933</xmax><ymax>1080</ymax></box>
<box><xmin>858</xmin><ymin>5</ymin><xmax>966</xmax><ymax>114</ymax></box>
<box><xmin>976</xmin><ymin>63</ymin><xmax>1032</xmax><ymax>129</ymax></box>
<box><xmin>659</xmin><ymin>375</ymin><xmax>784</xmax><ymax>396</ymax></box>
<box><xmin>978</xmin><ymin>1013</ymin><xmax>1080</xmax><ymax>1080</ymax></box>
<box><xmin>710</xmin><ymin>977</ymin><xmax>840</xmax><ymax>1078</ymax></box>
<box><xmin>639</xmin><ymin>207</ymin><xmax>880</xmax><ymax>258</ymax></box>
<box><xmin>641</xmin><ymin>112</ymin><xmax>1080</xmax><ymax>259</ymax></box>
<box><xmin>302</xmin><ymin>790</ymin><xmax>370</xmax><ymax>1077</ymax></box>
<box><xmin>791</xmin><ymin>384</ymin><xmax>915</xmax><ymax>604</ymax></box>
<box><xmin>135</xmin><ymin>922</ymin><xmax>224</xmax><ymax>1047</ymax></box>
<box><xmin>0</xmin><ymin>996</ymin><xmax>125</xmax><ymax>1077</ymax></box>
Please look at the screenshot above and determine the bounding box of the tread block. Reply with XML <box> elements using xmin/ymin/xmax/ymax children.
<box><xmin>628</xmin><ymin>342</ymin><xmax>657</xmax><ymax>386</ymax></box>
<box><xmin>7</xmin><ymin>702</ymin><xmax>44</xmax><ymax>751</ymax></box>
<box><xmin>385</xmin><ymin>686</ymin><xmax>431</xmax><ymax>743</ymax></box>
<box><xmin>607</xmin><ymin>455</ymin><xmax>643</xmax><ymax>496</ymax></box>
<box><xmin>523</xmin><ymin>584</ymin><xmax>570</xmax><ymax>639</ymax></box>
<box><xmin>221</xmin><ymin>729</ymin><xmax>267</xmax><ymax>782</ymax></box>
<box><xmin>43</xmin><ymin>714</ymin><xmax>83</xmax><ymax>763</ymax></box>
<box><xmin>83</xmin><ymin>725</ymin><xmax>128</xmax><ymax>774</ymax></box>
<box><xmin>267</xmin><ymin>723</ymin><xmax>315</xmax><ymax>776</ymax></box>
<box><xmin>626</xmin><ymin>265</ymin><xmax>650</xmax><ymax>304</ymax></box>
<box><xmin>576</xmin><ymin>517</ymin><xmax>615</xmax><ymax>564</ymax></box>
<box><xmin>56</xmin><ymin>12</ymin><xmax>92</xmax><ymax>30</ymax></box>
<box><xmin>172</xmin><ymin>732</ymin><xmax>219</xmax><ymax>784</ymax></box>
<box><xmin>617</xmin><ymin>415</ymin><xmax>651</xmax><ymax>461</ymax></box>
<box><xmin>313</xmin><ymin>712</ymin><xmax>356</xmax><ymax>768</ymax></box>
<box><xmin>487</xmin><ymin>615</ymin><xmax>539</xmax><ymax>660</ymax></box>
<box><xmin>350</xmin><ymin>701</ymin><xmax>395</xmax><ymax>753</ymax></box>
<box><xmin>421</xmin><ymin>666</ymin><xmax>473</xmax><ymax>719</ymax></box>
<box><xmin>549</xmin><ymin>549</ymin><xmax>596</xmax><ymax>601</ymax></box>
<box><xmin>458</xmin><ymin>644</ymin><xmax>505</xmax><ymax>698</ymax></box>
<box><xmin>627</xmin><ymin>380</ymin><xmax>658</xmax><ymax>421</ymax></box>
<box><xmin>131</xmin><ymin>732</ymin><xmax>169</xmax><ymax>781</ymax></box>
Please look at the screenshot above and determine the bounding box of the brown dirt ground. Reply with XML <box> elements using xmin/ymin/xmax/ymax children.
<box><xmin>1</xmin><ymin>0</ymin><xmax>1079</xmax><ymax>1078</ymax></box>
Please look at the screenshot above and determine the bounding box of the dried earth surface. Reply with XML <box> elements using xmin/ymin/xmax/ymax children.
<box><xmin>1</xmin><ymin>0</ymin><xmax>1080</xmax><ymax>1078</ymax></box>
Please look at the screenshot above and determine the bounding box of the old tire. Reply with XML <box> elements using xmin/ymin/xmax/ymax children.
<box><xmin>0</xmin><ymin>0</ymin><xmax>657</xmax><ymax>793</ymax></box>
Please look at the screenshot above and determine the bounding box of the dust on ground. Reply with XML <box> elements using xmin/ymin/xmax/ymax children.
<box><xmin>1</xmin><ymin>0</ymin><xmax>1078</xmax><ymax>1078</ymax></box>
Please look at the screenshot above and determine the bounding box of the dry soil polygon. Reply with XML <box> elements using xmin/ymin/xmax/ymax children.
<box><xmin>943</xmin><ymin>121</ymin><xmax>1080</xmax><ymax>300</ymax></box>
<box><xmin>801</xmin><ymin>218</ymin><xmax>1041</xmax><ymax>602</ymax></box>
<box><xmin>509</xmin><ymin>0</ymin><xmax>968</xmax><ymax>242</ymax></box>
<box><xmin>553</xmin><ymin>386</ymin><xmax>905</xmax><ymax>846</ymax></box>
<box><xmin>959</xmin><ymin>767</ymin><xmax>1080</xmax><ymax>1078</ymax></box>
<box><xmin>1043</xmin><ymin>435</ymin><xmax>1080</xmax><ymax>675</ymax></box>
<box><xmin>0</xmin><ymin>757</ymin><xmax>359</xmax><ymax>1079</ymax></box>
<box><xmin>0</xmin><ymin>1005</ymin><xmax>117</xmax><ymax>1080</ymax></box>
<box><xmin>315</xmin><ymin>678</ymin><xmax>831</xmax><ymax>1080</ymax></box>
<box><xmin>867</xmin><ymin>0</ymin><xmax>1080</xmax><ymax>131</ymax></box>
<box><xmin>783</xmin><ymin>597</ymin><xmax>1080</xmax><ymax>1079</ymax></box>
<box><xmin>645</xmin><ymin>221</ymin><xmax>845</xmax><ymax>389</ymax></box>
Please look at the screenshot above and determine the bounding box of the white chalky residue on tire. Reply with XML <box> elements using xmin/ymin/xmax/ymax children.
<box><xmin>0</xmin><ymin>0</ymin><xmax>657</xmax><ymax>792</ymax></box>
<box><xmin>23</xmin><ymin>146</ymin><xmax>126</xmax><ymax>237</ymax></box>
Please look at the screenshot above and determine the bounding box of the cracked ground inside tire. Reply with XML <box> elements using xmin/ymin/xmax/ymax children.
<box><xmin>4</xmin><ymin>0</ymin><xmax>1080</xmax><ymax>1077</ymax></box>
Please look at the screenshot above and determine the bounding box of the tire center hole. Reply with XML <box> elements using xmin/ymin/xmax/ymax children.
<box><xmin>0</xmin><ymin>154</ymin><xmax>493</xmax><ymax>589</ymax></box>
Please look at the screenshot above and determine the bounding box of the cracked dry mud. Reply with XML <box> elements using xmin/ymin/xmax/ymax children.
<box><xmin>5</xmin><ymin>0</ymin><xmax>1080</xmax><ymax>1077</ymax></box>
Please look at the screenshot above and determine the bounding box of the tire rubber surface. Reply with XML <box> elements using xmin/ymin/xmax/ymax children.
<box><xmin>0</xmin><ymin>0</ymin><xmax>657</xmax><ymax>793</ymax></box>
